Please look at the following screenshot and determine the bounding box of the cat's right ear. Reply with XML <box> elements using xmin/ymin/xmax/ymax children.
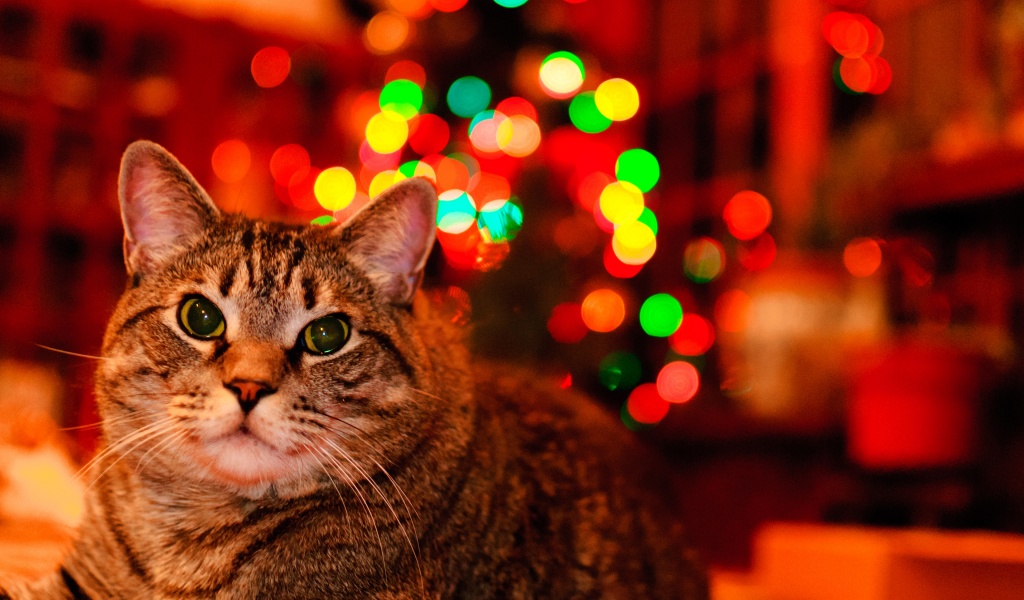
<box><xmin>118</xmin><ymin>140</ymin><xmax>220</xmax><ymax>276</ymax></box>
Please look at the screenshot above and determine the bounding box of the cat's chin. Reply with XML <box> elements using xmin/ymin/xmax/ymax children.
<box><xmin>193</xmin><ymin>431</ymin><xmax>310</xmax><ymax>493</ymax></box>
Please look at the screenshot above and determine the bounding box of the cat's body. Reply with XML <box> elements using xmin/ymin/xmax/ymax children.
<box><xmin>5</xmin><ymin>142</ymin><xmax>707</xmax><ymax>599</ymax></box>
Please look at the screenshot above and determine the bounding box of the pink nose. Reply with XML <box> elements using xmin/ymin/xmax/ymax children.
<box><xmin>226</xmin><ymin>379</ymin><xmax>274</xmax><ymax>413</ymax></box>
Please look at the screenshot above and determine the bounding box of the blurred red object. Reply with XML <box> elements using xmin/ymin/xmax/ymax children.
<box><xmin>848</xmin><ymin>339</ymin><xmax>988</xmax><ymax>470</ymax></box>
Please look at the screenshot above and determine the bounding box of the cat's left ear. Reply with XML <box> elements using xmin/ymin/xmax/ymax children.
<box><xmin>336</xmin><ymin>177</ymin><xmax>437</xmax><ymax>307</ymax></box>
<box><xmin>118</xmin><ymin>140</ymin><xmax>220</xmax><ymax>276</ymax></box>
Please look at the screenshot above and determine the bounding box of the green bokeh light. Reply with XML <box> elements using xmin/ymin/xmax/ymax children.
<box><xmin>568</xmin><ymin>91</ymin><xmax>612</xmax><ymax>134</ymax></box>
<box><xmin>477</xmin><ymin>200</ymin><xmax>523</xmax><ymax>242</ymax></box>
<box><xmin>598</xmin><ymin>351</ymin><xmax>642</xmax><ymax>391</ymax></box>
<box><xmin>379</xmin><ymin>79</ymin><xmax>423</xmax><ymax>120</ymax></box>
<box><xmin>542</xmin><ymin>50</ymin><xmax>585</xmax><ymax>77</ymax></box>
<box><xmin>637</xmin><ymin>207</ymin><xmax>659</xmax><ymax>236</ymax></box>
<box><xmin>494</xmin><ymin>0</ymin><xmax>529</xmax><ymax>7</ymax></box>
<box><xmin>639</xmin><ymin>293</ymin><xmax>683</xmax><ymax>337</ymax></box>
<box><xmin>447</xmin><ymin>76</ymin><xmax>492</xmax><ymax>119</ymax></box>
<box><xmin>615</xmin><ymin>148</ymin><xmax>661</xmax><ymax>192</ymax></box>
<box><xmin>310</xmin><ymin>215</ymin><xmax>337</xmax><ymax>226</ymax></box>
<box><xmin>436</xmin><ymin>190</ymin><xmax>477</xmax><ymax>226</ymax></box>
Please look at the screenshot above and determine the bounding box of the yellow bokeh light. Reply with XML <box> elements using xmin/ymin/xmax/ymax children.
<box><xmin>369</xmin><ymin>169</ymin><xmax>399</xmax><ymax>198</ymax></box>
<box><xmin>539</xmin><ymin>57</ymin><xmax>584</xmax><ymax>97</ymax></box>
<box><xmin>497</xmin><ymin>115</ymin><xmax>541</xmax><ymax>157</ymax></box>
<box><xmin>364</xmin><ymin>11</ymin><xmax>411</xmax><ymax>55</ymax></box>
<box><xmin>612</xmin><ymin>221</ymin><xmax>657</xmax><ymax>265</ymax></box>
<box><xmin>594</xmin><ymin>78</ymin><xmax>640</xmax><ymax>121</ymax></box>
<box><xmin>394</xmin><ymin>161</ymin><xmax>438</xmax><ymax>184</ymax></box>
<box><xmin>314</xmin><ymin>167</ymin><xmax>357</xmax><ymax>211</ymax></box>
<box><xmin>599</xmin><ymin>181</ymin><xmax>644</xmax><ymax>225</ymax></box>
<box><xmin>365</xmin><ymin>110</ymin><xmax>409</xmax><ymax>154</ymax></box>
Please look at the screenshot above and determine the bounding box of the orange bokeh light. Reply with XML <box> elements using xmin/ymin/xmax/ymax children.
<box><xmin>211</xmin><ymin>139</ymin><xmax>251</xmax><ymax>183</ymax></box>
<box><xmin>581</xmin><ymin>288</ymin><xmax>626</xmax><ymax>332</ymax></box>
<box><xmin>715</xmin><ymin>289</ymin><xmax>752</xmax><ymax>333</ymax></box>
<box><xmin>844</xmin><ymin>237</ymin><xmax>883</xmax><ymax>277</ymax></box>
<box><xmin>723</xmin><ymin>190</ymin><xmax>772</xmax><ymax>240</ymax></box>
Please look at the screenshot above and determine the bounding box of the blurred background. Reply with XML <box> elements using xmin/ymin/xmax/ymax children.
<box><xmin>2</xmin><ymin>0</ymin><xmax>1024</xmax><ymax>596</ymax></box>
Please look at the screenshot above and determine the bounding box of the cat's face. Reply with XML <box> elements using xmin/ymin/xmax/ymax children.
<box><xmin>94</xmin><ymin>141</ymin><xmax>450</xmax><ymax>500</ymax></box>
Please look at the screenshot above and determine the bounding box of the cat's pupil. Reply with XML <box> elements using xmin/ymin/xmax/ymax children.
<box><xmin>302</xmin><ymin>316</ymin><xmax>349</xmax><ymax>355</ymax></box>
<box><xmin>179</xmin><ymin>296</ymin><xmax>225</xmax><ymax>339</ymax></box>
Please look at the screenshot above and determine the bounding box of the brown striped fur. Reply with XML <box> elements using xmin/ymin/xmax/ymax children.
<box><xmin>8</xmin><ymin>141</ymin><xmax>707</xmax><ymax>599</ymax></box>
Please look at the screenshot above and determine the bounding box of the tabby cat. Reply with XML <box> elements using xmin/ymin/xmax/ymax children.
<box><xmin>5</xmin><ymin>141</ymin><xmax>707</xmax><ymax>599</ymax></box>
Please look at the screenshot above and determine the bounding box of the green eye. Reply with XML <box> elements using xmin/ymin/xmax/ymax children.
<box><xmin>178</xmin><ymin>296</ymin><xmax>226</xmax><ymax>339</ymax></box>
<box><xmin>301</xmin><ymin>315</ymin><xmax>350</xmax><ymax>355</ymax></box>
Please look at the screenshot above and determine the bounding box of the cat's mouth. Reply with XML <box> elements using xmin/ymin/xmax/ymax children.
<box><xmin>192</xmin><ymin>421</ymin><xmax>302</xmax><ymax>487</ymax></box>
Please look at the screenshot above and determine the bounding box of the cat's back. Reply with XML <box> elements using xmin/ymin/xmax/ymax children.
<box><xmin>441</xmin><ymin>362</ymin><xmax>708</xmax><ymax>599</ymax></box>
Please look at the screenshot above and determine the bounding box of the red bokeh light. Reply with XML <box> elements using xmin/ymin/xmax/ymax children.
<box><xmin>669</xmin><ymin>313</ymin><xmax>715</xmax><ymax>356</ymax></box>
<box><xmin>603</xmin><ymin>243</ymin><xmax>644</xmax><ymax>278</ymax></box>
<box><xmin>251</xmin><ymin>46</ymin><xmax>291</xmax><ymax>88</ymax></box>
<box><xmin>723</xmin><ymin>190</ymin><xmax>772</xmax><ymax>240</ymax></box>
<box><xmin>657</xmin><ymin>361</ymin><xmax>700</xmax><ymax>403</ymax></box>
<box><xmin>547</xmin><ymin>302</ymin><xmax>588</xmax><ymax>343</ymax></box>
<box><xmin>738</xmin><ymin>232</ymin><xmax>776</xmax><ymax>271</ymax></box>
<box><xmin>269</xmin><ymin>143</ymin><xmax>310</xmax><ymax>186</ymax></box>
<box><xmin>627</xmin><ymin>383</ymin><xmax>670</xmax><ymax>424</ymax></box>
<box><xmin>409</xmin><ymin>114</ymin><xmax>451</xmax><ymax>156</ymax></box>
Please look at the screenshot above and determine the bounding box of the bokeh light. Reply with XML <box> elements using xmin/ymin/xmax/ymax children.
<box><xmin>615</xmin><ymin>148</ymin><xmax>660</xmax><ymax>192</ymax></box>
<box><xmin>603</xmin><ymin>243</ymin><xmax>644</xmax><ymax>278</ymax></box>
<box><xmin>844</xmin><ymin>237</ymin><xmax>883</xmax><ymax>277</ymax></box>
<box><xmin>429</xmin><ymin>0</ymin><xmax>468</xmax><ymax>12</ymax></box>
<box><xmin>313</xmin><ymin>167</ymin><xmax>357</xmax><ymax>211</ymax></box>
<box><xmin>365</xmin><ymin>11</ymin><xmax>411</xmax><ymax>55</ymax></box>
<box><xmin>496</xmin><ymin>114</ymin><xmax>542</xmax><ymax>157</ymax></box>
<box><xmin>494</xmin><ymin>0</ymin><xmax>529</xmax><ymax>7</ymax></box>
<box><xmin>211</xmin><ymin>139</ymin><xmax>251</xmax><ymax>183</ymax></box>
<box><xmin>569</xmin><ymin>91</ymin><xmax>612</xmax><ymax>133</ymax></box>
<box><xmin>612</xmin><ymin>220</ymin><xmax>657</xmax><ymax>265</ymax></box>
<box><xmin>496</xmin><ymin>96</ymin><xmax>538</xmax><ymax>121</ymax></box>
<box><xmin>369</xmin><ymin>170</ymin><xmax>399</xmax><ymax>198</ymax></box>
<box><xmin>359</xmin><ymin>139</ymin><xmax>402</xmax><ymax>172</ymax></box>
<box><xmin>409</xmin><ymin>114</ymin><xmax>450</xmax><ymax>155</ymax></box>
<box><xmin>447</xmin><ymin>76</ymin><xmax>492</xmax><ymax>118</ymax></box>
<box><xmin>365</xmin><ymin>110</ymin><xmax>410</xmax><ymax>153</ymax></box>
<box><xmin>639</xmin><ymin>293</ymin><xmax>683</xmax><ymax>337</ymax></box>
<box><xmin>723</xmin><ymin>190</ymin><xmax>772</xmax><ymax>240</ymax></box>
<box><xmin>657</xmin><ymin>361</ymin><xmax>700</xmax><ymax>403</ymax></box>
<box><xmin>626</xmin><ymin>383</ymin><xmax>670</xmax><ymax>425</ymax></box>
<box><xmin>385</xmin><ymin>60</ymin><xmax>427</xmax><ymax>87</ymax></box>
<box><xmin>477</xmin><ymin>199</ymin><xmax>523</xmax><ymax>242</ymax></box>
<box><xmin>251</xmin><ymin>46</ymin><xmax>290</xmax><ymax>88</ymax></box>
<box><xmin>594</xmin><ymin>78</ymin><xmax>640</xmax><ymax>121</ymax></box>
<box><xmin>669</xmin><ymin>314</ymin><xmax>715</xmax><ymax>356</ymax></box>
<box><xmin>637</xmin><ymin>207</ymin><xmax>659</xmax><ymax>235</ymax></box>
<box><xmin>379</xmin><ymin>79</ymin><xmax>423</xmax><ymax>119</ymax></box>
<box><xmin>738</xmin><ymin>233</ymin><xmax>777</xmax><ymax>271</ymax></box>
<box><xmin>683</xmin><ymin>237</ymin><xmax>726</xmax><ymax>283</ymax></box>
<box><xmin>437</xmin><ymin>189</ymin><xmax>477</xmax><ymax>232</ymax></box>
<box><xmin>599</xmin><ymin>351</ymin><xmax>642</xmax><ymax>391</ymax></box>
<box><xmin>539</xmin><ymin>51</ymin><xmax>585</xmax><ymax>98</ymax></box>
<box><xmin>269</xmin><ymin>143</ymin><xmax>310</xmax><ymax>186</ymax></box>
<box><xmin>310</xmin><ymin>215</ymin><xmax>337</xmax><ymax>226</ymax></box>
<box><xmin>389</xmin><ymin>0</ymin><xmax>433</xmax><ymax>19</ymax></box>
<box><xmin>715</xmin><ymin>289</ymin><xmax>751</xmax><ymax>333</ymax></box>
<box><xmin>547</xmin><ymin>302</ymin><xmax>587</xmax><ymax>343</ymax></box>
<box><xmin>581</xmin><ymin>288</ymin><xmax>626</xmax><ymax>332</ymax></box>
<box><xmin>599</xmin><ymin>181</ymin><xmax>644</xmax><ymax>225</ymax></box>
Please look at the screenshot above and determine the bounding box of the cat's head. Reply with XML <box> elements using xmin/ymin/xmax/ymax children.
<box><xmin>95</xmin><ymin>140</ymin><xmax>468</xmax><ymax>499</ymax></box>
